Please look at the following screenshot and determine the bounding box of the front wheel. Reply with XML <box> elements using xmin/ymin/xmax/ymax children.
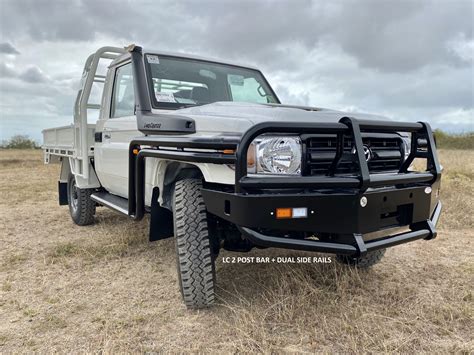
<box><xmin>336</xmin><ymin>249</ymin><xmax>386</xmax><ymax>268</ymax></box>
<box><xmin>67</xmin><ymin>173</ymin><xmax>96</xmax><ymax>226</ymax></box>
<box><xmin>173</xmin><ymin>179</ymin><xmax>216</xmax><ymax>309</ymax></box>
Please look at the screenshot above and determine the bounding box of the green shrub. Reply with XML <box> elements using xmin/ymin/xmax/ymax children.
<box><xmin>1</xmin><ymin>135</ymin><xmax>39</xmax><ymax>149</ymax></box>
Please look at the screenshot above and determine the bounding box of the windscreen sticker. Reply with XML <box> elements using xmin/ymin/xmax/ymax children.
<box><xmin>228</xmin><ymin>74</ymin><xmax>244</xmax><ymax>86</ymax></box>
<box><xmin>155</xmin><ymin>91</ymin><xmax>176</xmax><ymax>103</ymax></box>
<box><xmin>146</xmin><ymin>55</ymin><xmax>160</xmax><ymax>64</ymax></box>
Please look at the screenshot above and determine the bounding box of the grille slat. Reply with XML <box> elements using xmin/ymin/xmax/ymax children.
<box><xmin>305</xmin><ymin>135</ymin><xmax>403</xmax><ymax>175</ymax></box>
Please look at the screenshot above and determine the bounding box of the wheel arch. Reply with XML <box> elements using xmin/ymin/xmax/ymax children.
<box><xmin>147</xmin><ymin>161</ymin><xmax>204</xmax><ymax>242</ymax></box>
<box><xmin>154</xmin><ymin>161</ymin><xmax>204</xmax><ymax>210</ymax></box>
<box><xmin>149</xmin><ymin>159</ymin><xmax>234</xmax><ymax>207</ymax></box>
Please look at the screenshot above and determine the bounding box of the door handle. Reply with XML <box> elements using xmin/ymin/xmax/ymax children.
<box><xmin>103</xmin><ymin>132</ymin><xmax>111</xmax><ymax>139</ymax></box>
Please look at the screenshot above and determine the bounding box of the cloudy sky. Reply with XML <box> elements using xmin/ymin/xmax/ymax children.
<box><xmin>0</xmin><ymin>0</ymin><xmax>473</xmax><ymax>142</ymax></box>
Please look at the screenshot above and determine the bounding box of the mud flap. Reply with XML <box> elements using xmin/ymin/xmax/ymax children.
<box><xmin>149</xmin><ymin>188</ymin><xmax>174</xmax><ymax>241</ymax></box>
<box><xmin>58</xmin><ymin>181</ymin><xmax>68</xmax><ymax>205</ymax></box>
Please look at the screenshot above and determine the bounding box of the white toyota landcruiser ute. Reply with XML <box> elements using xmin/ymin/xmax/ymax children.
<box><xmin>43</xmin><ymin>45</ymin><xmax>442</xmax><ymax>308</ymax></box>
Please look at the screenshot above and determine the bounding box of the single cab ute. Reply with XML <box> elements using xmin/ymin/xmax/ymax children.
<box><xmin>43</xmin><ymin>45</ymin><xmax>442</xmax><ymax>308</ymax></box>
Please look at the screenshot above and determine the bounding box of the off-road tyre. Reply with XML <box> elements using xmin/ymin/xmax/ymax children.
<box><xmin>173</xmin><ymin>178</ymin><xmax>216</xmax><ymax>309</ymax></box>
<box><xmin>336</xmin><ymin>249</ymin><xmax>386</xmax><ymax>268</ymax></box>
<box><xmin>67</xmin><ymin>173</ymin><xmax>96</xmax><ymax>226</ymax></box>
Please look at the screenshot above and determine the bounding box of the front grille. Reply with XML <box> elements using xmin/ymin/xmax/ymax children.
<box><xmin>305</xmin><ymin>134</ymin><xmax>403</xmax><ymax>175</ymax></box>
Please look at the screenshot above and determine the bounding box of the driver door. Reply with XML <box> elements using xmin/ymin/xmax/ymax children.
<box><xmin>95</xmin><ymin>62</ymin><xmax>141</xmax><ymax>198</ymax></box>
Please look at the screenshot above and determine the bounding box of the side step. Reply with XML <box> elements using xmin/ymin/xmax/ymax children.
<box><xmin>91</xmin><ymin>192</ymin><xmax>129</xmax><ymax>216</ymax></box>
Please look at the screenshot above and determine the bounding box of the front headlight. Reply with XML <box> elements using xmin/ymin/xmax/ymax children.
<box><xmin>402</xmin><ymin>136</ymin><xmax>411</xmax><ymax>161</ymax></box>
<box><xmin>247</xmin><ymin>136</ymin><xmax>302</xmax><ymax>175</ymax></box>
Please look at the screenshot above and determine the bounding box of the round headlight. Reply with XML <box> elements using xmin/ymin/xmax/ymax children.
<box><xmin>253</xmin><ymin>136</ymin><xmax>302</xmax><ymax>175</ymax></box>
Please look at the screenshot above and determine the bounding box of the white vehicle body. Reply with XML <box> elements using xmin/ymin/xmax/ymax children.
<box><xmin>43</xmin><ymin>47</ymin><xmax>396</xmax><ymax>207</ymax></box>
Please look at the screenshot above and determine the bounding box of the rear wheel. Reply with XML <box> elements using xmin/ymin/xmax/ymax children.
<box><xmin>67</xmin><ymin>173</ymin><xmax>96</xmax><ymax>226</ymax></box>
<box><xmin>336</xmin><ymin>249</ymin><xmax>386</xmax><ymax>268</ymax></box>
<box><xmin>172</xmin><ymin>178</ymin><xmax>216</xmax><ymax>309</ymax></box>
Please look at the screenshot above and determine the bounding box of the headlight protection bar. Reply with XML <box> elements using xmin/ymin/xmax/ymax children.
<box><xmin>234</xmin><ymin>117</ymin><xmax>441</xmax><ymax>193</ymax></box>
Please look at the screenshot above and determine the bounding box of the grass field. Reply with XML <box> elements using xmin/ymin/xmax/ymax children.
<box><xmin>434</xmin><ymin>130</ymin><xmax>474</xmax><ymax>150</ymax></box>
<box><xmin>0</xmin><ymin>149</ymin><xmax>473</xmax><ymax>352</ymax></box>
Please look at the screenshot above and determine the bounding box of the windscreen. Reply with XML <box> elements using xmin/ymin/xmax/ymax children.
<box><xmin>144</xmin><ymin>54</ymin><xmax>279</xmax><ymax>109</ymax></box>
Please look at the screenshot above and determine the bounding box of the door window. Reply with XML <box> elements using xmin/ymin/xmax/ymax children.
<box><xmin>111</xmin><ymin>63</ymin><xmax>135</xmax><ymax>118</ymax></box>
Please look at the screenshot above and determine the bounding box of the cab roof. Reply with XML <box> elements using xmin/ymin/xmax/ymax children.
<box><xmin>110</xmin><ymin>48</ymin><xmax>260</xmax><ymax>71</ymax></box>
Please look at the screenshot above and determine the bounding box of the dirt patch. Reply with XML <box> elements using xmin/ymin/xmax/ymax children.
<box><xmin>0</xmin><ymin>149</ymin><xmax>473</xmax><ymax>352</ymax></box>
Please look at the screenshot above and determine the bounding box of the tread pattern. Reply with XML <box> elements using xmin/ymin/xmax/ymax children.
<box><xmin>173</xmin><ymin>179</ymin><xmax>216</xmax><ymax>309</ymax></box>
<box><xmin>68</xmin><ymin>174</ymin><xmax>96</xmax><ymax>226</ymax></box>
<box><xmin>336</xmin><ymin>249</ymin><xmax>386</xmax><ymax>268</ymax></box>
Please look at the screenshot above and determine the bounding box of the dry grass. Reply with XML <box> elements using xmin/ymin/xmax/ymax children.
<box><xmin>0</xmin><ymin>149</ymin><xmax>473</xmax><ymax>353</ymax></box>
<box><xmin>434</xmin><ymin>130</ymin><xmax>474</xmax><ymax>150</ymax></box>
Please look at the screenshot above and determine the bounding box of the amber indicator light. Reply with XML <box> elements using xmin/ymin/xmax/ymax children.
<box><xmin>276</xmin><ymin>208</ymin><xmax>292</xmax><ymax>219</ymax></box>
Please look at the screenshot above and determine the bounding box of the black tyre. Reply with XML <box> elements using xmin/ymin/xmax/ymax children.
<box><xmin>67</xmin><ymin>173</ymin><xmax>96</xmax><ymax>226</ymax></box>
<box><xmin>336</xmin><ymin>249</ymin><xmax>386</xmax><ymax>268</ymax></box>
<box><xmin>172</xmin><ymin>179</ymin><xmax>216</xmax><ymax>309</ymax></box>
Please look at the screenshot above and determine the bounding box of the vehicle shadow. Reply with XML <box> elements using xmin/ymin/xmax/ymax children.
<box><xmin>94</xmin><ymin>210</ymin><xmax>393</xmax><ymax>311</ymax></box>
<box><xmin>213</xmin><ymin>247</ymin><xmax>378</xmax><ymax>307</ymax></box>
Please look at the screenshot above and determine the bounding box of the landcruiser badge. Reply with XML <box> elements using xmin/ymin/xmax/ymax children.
<box><xmin>352</xmin><ymin>145</ymin><xmax>372</xmax><ymax>162</ymax></box>
<box><xmin>363</xmin><ymin>145</ymin><xmax>372</xmax><ymax>162</ymax></box>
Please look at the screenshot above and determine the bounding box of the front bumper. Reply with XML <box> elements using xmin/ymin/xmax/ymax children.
<box><xmin>202</xmin><ymin>182</ymin><xmax>442</xmax><ymax>256</ymax></box>
<box><xmin>203</xmin><ymin>181</ymin><xmax>441</xmax><ymax>235</ymax></box>
<box><xmin>237</xmin><ymin>202</ymin><xmax>441</xmax><ymax>257</ymax></box>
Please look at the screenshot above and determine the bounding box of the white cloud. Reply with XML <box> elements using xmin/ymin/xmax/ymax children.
<box><xmin>448</xmin><ymin>33</ymin><xmax>474</xmax><ymax>62</ymax></box>
<box><xmin>0</xmin><ymin>0</ymin><xmax>472</xmax><ymax>142</ymax></box>
<box><xmin>431</xmin><ymin>108</ymin><xmax>474</xmax><ymax>132</ymax></box>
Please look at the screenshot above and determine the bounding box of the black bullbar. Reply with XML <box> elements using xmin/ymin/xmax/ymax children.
<box><xmin>127</xmin><ymin>116</ymin><xmax>442</xmax><ymax>257</ymax></box>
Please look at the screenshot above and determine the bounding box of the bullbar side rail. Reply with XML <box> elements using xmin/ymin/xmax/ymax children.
<box><xmin>128</xmin><ymin>136</ymin><xmax>240</xmax><ymax>220</ymax></box>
